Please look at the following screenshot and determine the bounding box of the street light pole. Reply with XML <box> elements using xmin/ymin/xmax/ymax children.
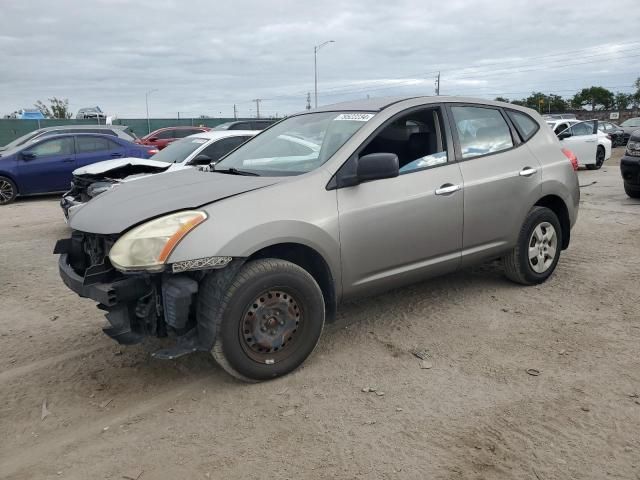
<box><xmin>314</xmin><ymin>40</ymin><xmax>334</xmax><ymax>109</ymax></box>
<box><xmin>145</xmin><ymin>89</ymin><xmax>158</xmax><ymax>134</ymax></box>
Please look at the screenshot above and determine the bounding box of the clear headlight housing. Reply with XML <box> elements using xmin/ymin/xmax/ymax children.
<box><xmin>626</xmin><ymin>140</ymin><xmax>640</xmax><ymax>157</ymax></box>
<box><xmin>109</xmin><ymin>211</ymin><xmax>207</xmax><ymax>272</ymax></box>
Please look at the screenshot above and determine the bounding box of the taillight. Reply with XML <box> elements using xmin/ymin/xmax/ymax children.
<box><xmin>147</xmin><ymin>149</ymin><xmax>159</xmax><ymax>155</ymax></box>
<box><xmin>562</xmin><ymin>148</ymin><xmax>578</xmax><ymax>171</ymax></box>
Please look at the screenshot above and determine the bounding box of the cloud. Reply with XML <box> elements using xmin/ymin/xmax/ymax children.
<box><xmin>1</xmin><ymin>0</ymin><xmax>638</xmax><ymax>118</ymax></box>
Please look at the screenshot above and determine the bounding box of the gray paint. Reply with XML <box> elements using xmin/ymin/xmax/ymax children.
<box><xmin>68</xmin><ymin>168</ymin><xmax>282</xmax><ymax>234</ymax></box>
<box><xmin>69</xmin><ymin>96</ymin><xmax>580</xmax><ymax>302</ymax></box>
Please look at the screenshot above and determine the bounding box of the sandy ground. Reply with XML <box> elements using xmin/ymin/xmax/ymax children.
<box><xmin>1</xmin><ymin>149</ymin><xmax>639</xmax><ymax>480</ymax></box>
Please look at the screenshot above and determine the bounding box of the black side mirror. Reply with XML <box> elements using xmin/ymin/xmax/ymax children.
<box><xmin>190</xmin><ymin>154</ymin><xmax>213</xmax><ymax>165</ymax></box>
<box><xmin>558</xmin><ymin>131</ymin><xmax>571</xmax><ymax>140</ymax></box>
<box><xmin>356</xmin><ymin>153</ymin><xmax>399</xmax><ymax>182</ymax></box>
<box><xmin>21</xmin><ymin>152</ymin><xmax>36</xmax><ymax>160</ymax></box>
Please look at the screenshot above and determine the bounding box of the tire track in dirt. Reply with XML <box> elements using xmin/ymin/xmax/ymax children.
<box><xmin>1</xmin><ymin>375</ymin><xmax>210</xmax><ymax>478</ymax></box>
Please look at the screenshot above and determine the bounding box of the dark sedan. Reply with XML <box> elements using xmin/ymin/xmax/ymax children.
<box><xmin>0</xmin><ymin>133</ymin><xmax>157</xmax><ymax>205</ymax></box>
<box><xmin>598</xmin><ymin>121</ymin><xmax>627</xmax><ymax>147</ymax></box>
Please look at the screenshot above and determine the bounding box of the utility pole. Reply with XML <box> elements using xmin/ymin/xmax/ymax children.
<box><xmin>314</xmin><ymin>40</ymin><xmax>335</xmax><ymax>108</ymax></box>
<box><xmin>145</xmin><ymin>89</ymin><xmax>158</xmax><ymax>135</ymax></box>
<box><xmin>306</xmin><ymin>92</ymin><xmax>311</xmax><ymax>110</ymax></box>
<box><xmin>435</xmin><ymin>71</ymin><xmax>440</xmax><ymax>96</ymax></box>
<box><xmin>233</xmin><ymin>104</ymin><xmax>238</xmax><ymax>120</ymax></box>
<box><xmin>253</xmin><ymin>99</ymin><xmax>261</xmax><ymax>119</ymax></box>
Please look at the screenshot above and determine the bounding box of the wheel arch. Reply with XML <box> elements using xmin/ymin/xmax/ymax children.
<box><xmin>534</xmin><ymin>195</ymin><xmax>570</xmax><ymax>249</ymax></box>
<box><xmin>246</xmin><ymin>242</ymin><xmax>338</xmax><ymax>322</ymax></box>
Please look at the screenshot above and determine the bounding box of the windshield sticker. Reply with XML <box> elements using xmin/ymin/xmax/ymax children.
<box><xmin>190</xmin><ymin>139</ymin><xmax>208</xmax><ymax>144</ymax></box>
<box><xmin>334</xmin><ymin>113</ymin><xmax>374</xmax><ymax>122</ymax></box>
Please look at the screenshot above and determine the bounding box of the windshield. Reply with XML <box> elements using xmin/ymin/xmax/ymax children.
<box><xmin>1</xmin><ymin>130</ymin><xmax>40</xmax><ymax>150</ymax></box>
<box><xmin>215</xmin><ymin>111</ymin><xmax>374</xmax><ymax>176</ymax></box>
<box><xmin>149</xmin><ymin>136</ymin><xmax>209</xmax><ymax>163</ymax></box>
<box><xmin>621</xmin><ymin>118</ymin><xmax>640</xmax><ymax>127</ymax></box>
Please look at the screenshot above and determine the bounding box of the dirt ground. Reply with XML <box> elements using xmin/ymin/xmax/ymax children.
<box><xmin>1</xmin><ymin>149</ymin><xmax>639</xmax><ymax>480</ymax></box>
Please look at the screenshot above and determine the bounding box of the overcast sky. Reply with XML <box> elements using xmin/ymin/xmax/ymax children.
<box><xmin>1</xmin><ymin>0</ymin><xmax>639</xmax><ymax>119</ymax></box>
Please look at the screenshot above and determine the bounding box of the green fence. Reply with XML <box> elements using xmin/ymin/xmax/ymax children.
<box><xmin>0</xmin><ymin>118</ymin><xmax>253</xmax><ymax>147</ymax></box>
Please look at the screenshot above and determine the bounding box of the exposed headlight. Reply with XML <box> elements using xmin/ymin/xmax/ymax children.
<box><xmin>109</xmin><ymin>211</ymin><xmax>207</xmax><ymax>272</ymax></box>
<box><xmin>626</xmin><ymin>141</ymin><xmax>640</xmax><ymax>157</ymax></box>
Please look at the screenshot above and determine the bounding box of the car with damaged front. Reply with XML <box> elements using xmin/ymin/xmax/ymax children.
<box><xmin>60</xmin><ymin>130</ymin><xmax>258</xmax><ymax>219</ymax></box>
<box><xmin>55</xmin><ymin>96</ymin><xmax>579</xmax><ymax>382</ymax></box>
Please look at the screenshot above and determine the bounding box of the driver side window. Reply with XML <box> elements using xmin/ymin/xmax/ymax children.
<box><xmin>26</xmin><ymin>137</ymin><xmax>74</xmax><ymax>158</ymax></box>
<box><xmin>359</xmin><ymin>107</ymin><xmax>448</xmax><ymax>174</ymax></box>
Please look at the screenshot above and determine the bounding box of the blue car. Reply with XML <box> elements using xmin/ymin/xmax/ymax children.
<box><xmin>0</xmin><ymin>133</ymin><xmax>158</xmax><ymax>205</ymax></box>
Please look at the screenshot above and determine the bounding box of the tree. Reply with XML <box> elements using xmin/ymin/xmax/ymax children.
<box><xmin>614</xmin><ymin>92</ymin><xmax>632</xmax><ymax>110</ymax></box>
<box><xmin>633</xmin><ymin>77</ymin><xmax>640</xmax><ymax>109</ymax></box>
<box><xmin>494</xmin><ymin>97</ymin><xmax>510</xmax><ymax>103</ymax></box>
<box><xmin>34</xmin><ymin>97</ymin><xmax>72</xmax><ymax>119</ymax></box>
<box><xmin>571</xmin><ymin>86</ymin><xmax>615</xmax><ymax>111</ymax></box>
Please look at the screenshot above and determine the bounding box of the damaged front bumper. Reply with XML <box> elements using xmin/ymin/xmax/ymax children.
<box><xmin>56</xmin><ymin>237</ymin><xmax>240</xmax><ymax>359</ymax></box>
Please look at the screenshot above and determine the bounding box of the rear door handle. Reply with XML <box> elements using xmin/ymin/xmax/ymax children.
<box><xmin>62</xmin><ymin>158</ymin><xmax>74</xmax><ymax>163</ymax></box>
<box><xmin>111</xmin><ymin>153</ymin><xmax>124</xmax><ymax>157</ymax></box>
<box><xmin>435</xmin><ymin>184</ymin><xmax>461</xmax><ymax>195</ymax></box>
<box><xmin>519</xmin><ymin>167</ymin><xmax>537</xmax><ymax>177</ymax></box>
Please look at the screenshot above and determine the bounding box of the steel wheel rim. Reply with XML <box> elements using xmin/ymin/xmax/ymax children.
<box><xmin>528</xmin><ymin>222</ymin><xmax>557</xmax><ymax>274</ymax></box>
<box><xmin>239</xmin><ymin>289</ymin><xmax>303</xmax><ymax>364</ymax></box>
<box><xmin>0</xmin><ymin>180</ymin><xmax>14</xmax><ymax>203</ymax></box>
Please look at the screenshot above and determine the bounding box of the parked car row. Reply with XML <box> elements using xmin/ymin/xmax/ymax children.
<box><xmin>61</xmin><ymin>130</ymin><xmax>259</xmax><ymax>217</ymax></box>
<box><xmin>53</xmin><ymin>96</ymin><xmax>581</xmax><ymax>382</ymax></box>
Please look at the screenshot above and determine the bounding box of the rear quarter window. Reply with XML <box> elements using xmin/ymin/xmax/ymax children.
<box><xmin>507</xmin><ymin>110</ymin><xmax>539</xmax><ymax>141</ymax></box>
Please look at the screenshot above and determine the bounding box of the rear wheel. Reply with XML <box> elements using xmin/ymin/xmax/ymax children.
<box><xmin>198</xmin><ymin>258</ymin><xmax>325</xmax><ymax>382</ymax></box>
<box><xmin>503</xmin><ymin>207</ymin><xmax>563</xmax><ymax>285</ymax></box>
<box><xmin>594</xmin><ymin>146</ymin><xmax>605</xmax><ymax>169</ymax></box>
<box><xmin>0</xmin><ymin>176</ymin><xmax>17</xmax><ymax>205</ymax></box>
<box><xmin>624</xmin><ymin>182</ymin><xmax>640</xmax><ymax>199</ymax></box>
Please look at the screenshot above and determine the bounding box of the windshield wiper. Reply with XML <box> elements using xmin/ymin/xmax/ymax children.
<box><xmin>212</xmin><ymin>167</ymin><xmax>259</xmax><ymax>176</ymax></box>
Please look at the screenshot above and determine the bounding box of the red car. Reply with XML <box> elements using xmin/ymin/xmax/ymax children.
<box><xmin>136</xmin><ymin>126</ymin><xmax>210</xmax><ymax>150</ymax></box>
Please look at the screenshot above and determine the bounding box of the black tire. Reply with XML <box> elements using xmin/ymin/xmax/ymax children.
<box><xmin>624</xmin><ymin>182</ymin><xmax>640</xmax><ymax>199</ymax></box>
<box><xmin>594</xmin><ymin>146</ymin><xmax>605</xmax><ymax>170</ymax></box>
<box><xmin>503</xmin><ymin>207</ymin><xmax>563</xmax><ymax>285</ymax></box>
<box><xmin>586</xmin><ymin>164</ymin><xmax>597</xmax><ymax>170</ymax></box>
<box><xmin>0</xmin><ymin>176</ymin><xmax>17</xmax><ymax>205</ymax></box>
<box><xmin>198</xmin><ymin>258</ymin><xmax>325</xmax><ymax>382</ymax></box>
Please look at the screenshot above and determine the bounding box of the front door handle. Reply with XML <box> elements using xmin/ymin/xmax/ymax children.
<box><xmin>519</xmin><ymin>167</ymin><xmax>537</xmax><ymax>177</ymax></box>
<box><xmin>435</xmin><ymin>183</ymin><xmax>462</xmax><ymax>195</ymax></box>
<box><xmin>111</xmin><ymin>153</ymin><xmax>124</xmax><ymax>157</ymax></box>
<box><xmin>62</xmin><ymin>158</ymin><xmax>74</xmax><ymax>163</ymax></box>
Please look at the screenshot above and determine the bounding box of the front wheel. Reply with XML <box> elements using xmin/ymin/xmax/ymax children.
<box><xmin>503</xmin><ymin>207</ymin><xmax>563</xmax><ymax>285</ymax></box>
<box><xmin>198</xmin><ymin>259</ymin><xmax>325</xmax><ymax>382</ymax></box>
<box><xmin>0</xmin><ymin>176</ymin><xmax>17</xmax><ymax>205</ymax></box>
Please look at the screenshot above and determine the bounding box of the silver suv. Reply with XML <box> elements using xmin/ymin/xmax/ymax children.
<box><xmin>56</xmin><ymin>97</ymin><xmax>579</xmax><ymax>382</ymax></box>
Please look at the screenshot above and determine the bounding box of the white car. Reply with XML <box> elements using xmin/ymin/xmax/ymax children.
<box><xmin>61</xmin><ymin>130</ymin><xmax>258</xmax><ymax>218</ymax></box>
<box><xmin>547</xmin><ymin>119</ymin><xmax>611</xmax><ymax>170</ymax></box>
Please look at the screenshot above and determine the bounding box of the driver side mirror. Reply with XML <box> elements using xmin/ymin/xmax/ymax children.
<box><xmin>557</xmin><ymin>131</ymin><xmax>572</xmax><ymax>140</ymax></box>
<box><xmin>21</xmin><ymin>152</ymin><xmax>36</xmax><ymax>160</ymax></box>
<box><xmin>148</xmin><ymin>137</ymin><xmax>158</xmax><ymax>142</ymax></box>
<box><xmin>189</xmin><ymin>154</ymin><xmax>213</xmax><ymax>165</ymax></box>
<box><xmin>357</xmin><ymin>153</ymin><xmax>399</xmax><ymax>182</ymax></box>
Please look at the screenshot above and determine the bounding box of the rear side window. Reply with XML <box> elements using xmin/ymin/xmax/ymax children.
<box><xmin>451</xmin><ymin>106</ymin><xmax>514</xmax><ymax>159</ymax></box>
<box><xmin>155</xmin><ymin>129</ymin><xmax>175</xmax><ymax>139</ymax></box>
<box><xmin>229</xmin><ymin>122</ymin><xmax>252</xmax><ymax>130</ymax></box>
<box><xmin>507</xmin><ymin>111</ymin><xmax>539</xmax><ymax>141</ymax></box>
<box><xmin>76</xmin><ymin>136</ymin><xmax>110</xmax><ymax>153</ymax></box>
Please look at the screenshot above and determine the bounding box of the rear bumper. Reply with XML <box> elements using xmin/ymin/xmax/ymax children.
<box><xmin>621</xmin><ymin>155</ymin><xmax>640</xmax><ymax>186</ymax></box>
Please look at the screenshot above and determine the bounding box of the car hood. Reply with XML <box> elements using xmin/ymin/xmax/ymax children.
<box><xmin>69</xmin><ymin>168</ymin><xmax>283</xmax><ymax>234</ymax></box>
<box><xmin>621</xmin><ymin>126</ymin><xmax>640</xmax><ymax>135</ymax></box>
<box><xmin>73</xmin><ymin>157</ymin><xmax>171</xmax><ymax>176</ymax></box>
